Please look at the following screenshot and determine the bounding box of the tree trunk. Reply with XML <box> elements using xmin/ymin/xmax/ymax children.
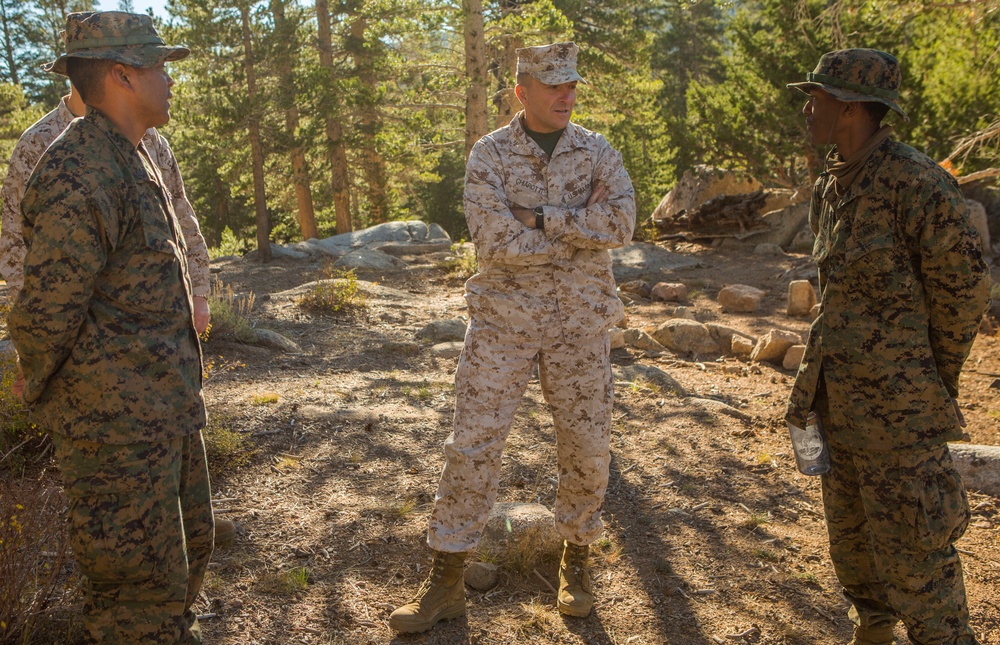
<box><xmin>0</xmin><ymin>0</ymin><xmax>20</xmax><ymax>85</ymax></box>
<box><xmin>349</xmin><ymin>10</ymin><xmax>389</xmax><ymax>224</ymax></box>
<box><xmin>492</xmin><ymin>0</ymin><xmax>522</xmax><ymax>130</ymax></box>
<box><xmin>271</xmin><ymin>0</ymin><xmax>318</xmax><ymax>240</ymax></box>
<box><xmin>462</xmin><ymin>0</ymin><xmax>488</xmax><ymax>159</ymax></box>
<box><xmin>316</xmin><ymin>0</ymin><xmax>353</xmax><ymax>234</ymax></box>
<box><xmin>240</xmin><ymin>3</ymin><xmax>271</xmax><ymax>262</ymax></box>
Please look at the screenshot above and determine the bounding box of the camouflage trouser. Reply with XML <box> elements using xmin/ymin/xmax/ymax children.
<box><xmin>818</xmin><ymin>388</ymin><xmax>977</xmax><ymax>644</ymax></box>
<box><xmin>53</xmin><ymin>431</ymin><xmax>215</xmax><ymax>644</ymax></box>
<box><xmin>428</xmin><ymin>322</ymin><xmax>612</xmax><ymax>552</ymax></box>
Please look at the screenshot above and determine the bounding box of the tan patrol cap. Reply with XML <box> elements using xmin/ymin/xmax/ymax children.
<box><xmin>44</xmin><ymin>11</ymin><xmax>189</xmax><ymax>77</ymax></box>
<box><xmin>516</xmin><ymin>42</ymin><xmax>587</xmax><ymax>85</ymax></box>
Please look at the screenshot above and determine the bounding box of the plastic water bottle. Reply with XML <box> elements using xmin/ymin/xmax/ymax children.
<box><xmin>788</xmin><ymin>412</ymin><xmax>830</xmax><ymax>475</ymax></box>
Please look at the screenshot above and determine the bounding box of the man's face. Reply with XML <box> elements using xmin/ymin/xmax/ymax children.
<box><xmin>130</xmin><ymin>61</ymin><xmax>174</xmax><ymax>129</ymax></box>
<box><xmin>802</xmin><ymin>88</ymin><xmax>844</xmax><ymax>146</ymax></box>
<box><xmin>516</xmin><ymin>75</ymin><xmax>577</xmax><ymax>133</ymax></box>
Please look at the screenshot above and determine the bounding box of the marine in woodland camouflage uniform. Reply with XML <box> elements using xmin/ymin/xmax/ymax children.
<box><xmin>391</xmin><ymin>42</ymin><xmax>635</xmax><ymax>633</ymax></box>
<box><xmin>1</xmin><ymin>85</ymin><xmax>210</xmax><ymax>329</ymax></box>
<box><xmin>786</xmin><ymin>49</ymin><xmax>988</xmax><ymax>645</ymax></box>
<box><xmin>8</xmin><ymin>12</ymin><xmax>212</xmax><ymax>644</ymax></box>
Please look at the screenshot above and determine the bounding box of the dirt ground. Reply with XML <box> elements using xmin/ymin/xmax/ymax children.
<box><xmin>169</xmin><ymin>242</ymin><xmax>1000</xmax><ymax>645</ymax></box>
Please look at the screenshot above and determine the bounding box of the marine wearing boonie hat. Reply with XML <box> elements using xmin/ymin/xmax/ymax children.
<box><xmin>516</xmin><ymin>42</ymin><xmax>587</xmax><ymax>85</ymax></box>
<box><xmin>787</xmin><ymin>48</ymin><xmax>907</xmax><ymax>121</ymax></box>
<box><xmin>44</xmin><ymin>11</ymin><xmax>189</xmax><ymax>77</ymax></box>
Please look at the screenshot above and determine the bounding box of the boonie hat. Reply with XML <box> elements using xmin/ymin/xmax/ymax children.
<box><xmin>44</xmin><ymin>11</ymin><xmax>189</xmax><ymax>77</ymax></box>
<box><xmin>787</xmin><ymin>48</ymin><xmax>907</xmax><ymax>121</ymax></box>
<box><xmin>516</xmin><ymin>42</ymin><xmax>587</xmax><ymax>85</ymax></box>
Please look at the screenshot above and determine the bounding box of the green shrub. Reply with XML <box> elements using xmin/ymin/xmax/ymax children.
<box><xmin>209</xmin><ymin>226</ymin><xmax>249</xmax><ymax>259</ymax></box>
<box><xmin>202</xmin><ymin>282</ymin><xmax>257</xmax><ymax>344</ymax></box>
<box><xmin>438</xmin><ymin>241</ymin><xmax>478</xmax><ymax>279</ymax></box>
<box><xmin>203</xmin><ymin>414</ymin><xmax>255</xmax><ymax>473</ymax></box>
<box><xmin>298</xmin><ymin>267</ymin><xmax>365</xmax><ymax>314</ymax></box>
<box><xmin>0</xmin><ymin>348</ymin><xmax>43</xmax><ymax>475</ymax></box>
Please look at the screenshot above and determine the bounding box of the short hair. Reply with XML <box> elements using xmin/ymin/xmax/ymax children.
<box><xmin>66</xmin><ymin>58</ymin><xmax>119</xmax><ymax>104</ymax></box>
<box><xmin>860</xmin><ymin>101</ymin><xmax>891</xmax><ymax>124</ymax></box>
<box><xmin>515</xmin><ymin>72</ymin><xmax>531</xmax><ymax>86</ymax></box>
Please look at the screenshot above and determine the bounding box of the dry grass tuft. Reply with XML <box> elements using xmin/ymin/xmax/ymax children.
<box><xmin>0</xmin><ymin>479</ymin><xmax>74</xmax><ymax>643</ymax></box>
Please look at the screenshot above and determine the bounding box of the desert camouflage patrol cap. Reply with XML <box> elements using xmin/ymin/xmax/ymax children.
<box><xmin>44</xmin><ymin>11</ymin><xmax>189</xmax><ymax>77</ymax></box>
<box><xmin>516</xmin><ymin>42</ymin><xmax>587</xmax><ymax>85</ymax></box>
<box><xmin>787</xmin><ymin>48</ymin><xmax>907</xmax><ymax>121</ymax></box>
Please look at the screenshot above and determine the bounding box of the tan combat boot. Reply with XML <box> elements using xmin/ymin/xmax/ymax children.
<box><xmin>557</xmin><ymin>541</ymin><xmax>593</xmax><ymax>617</ymax></box>
<box><xmin>389</xmin><ymin>551</ymin><xmax>467</xmax><ymax>633</ymax></box>
<box><xmin>849</xmin><ymin>624</ymin><xmax>895</xmax><ymax>645</ymax></box>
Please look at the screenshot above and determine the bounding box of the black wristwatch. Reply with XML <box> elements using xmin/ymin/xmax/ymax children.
<box><xmin>533</xmin><ymin>206</ymin><xmax>545</xmax><ymax>230</ymax></box>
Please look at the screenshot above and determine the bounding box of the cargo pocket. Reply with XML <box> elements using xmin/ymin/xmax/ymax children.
<box><xmin>900</xmin><ymin>459</ymin><xmax>970</xmax><ymax>554</ymax></box>
<box><xmin>66</xmin><ymin>467</ymin><xmax>158</xmax><ymax>585</ymax></box>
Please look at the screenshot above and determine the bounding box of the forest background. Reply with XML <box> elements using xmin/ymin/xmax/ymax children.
<box><xmin>1</xmin><ymin>0</ymin><xmax>998</xmax><ymax>256</ymax></box>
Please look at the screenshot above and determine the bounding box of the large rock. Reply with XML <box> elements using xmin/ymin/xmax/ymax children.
<box><xmin>718</xmin><ymin>284</ymin><xmax>765</xmax><ymax>313</ymax></box>
<box><xmin>782</xmin><ymin>344</ymin><xmax>806</xmax><ymax>370</ymax></box>
<box><xmin>610</xmin><ymin>242</ymin><xmax>699</xmax><ymax>281</ymax></box>
<box><xmin>651</xmin><ymin>282</ymin><xmax>688</xmax><ymax>302</ymax></box>
<box><xmin>254</xmin><ymin>328</ymin><xmax>302</xmax><ymax>353</ymax></box>
<box><xmin>731</xmin><ymin>335</ymin><xmax>754</xmax><ymax>358</ymax></box>
<box><xmin>618</xmin><ymin>280</ymin><xmax>652</xmax><ymax>299</ymax></box>
<box><xmin>787</xmin><ymin>280</ymin><xmax>817</xmax><ymax>317</ymax></box>
<box><xmin>966</xmin><ymin>199</ymin><xmax>992</xmax><ymax>258</ymax></box>
<box><xmin>949</xmin><ymin>444</ymin><xmax>1000</xmax><ymax>497</ymax></box>
<box><xmin>417</xmin><ymin>318</ymin><xmax>468</xmax><ymax>343</ymax></box>
<box><xmin>334</xmin><ymin>248</ymin><xmax>408</xmax><ymax>271</ymax></box>
<box><xmin>788</xmin><ymin>226</ymin><xmax>816</xmax><ymax>254</ymax></box>
<box><xmin>704</xmin><ymin>323</ymin><xmax>755</xmax><ymax>355</ymax></box>
<box><xmin>465</xmin><ymin>562</ymin><xmax>499</xmax><ymax>592</ymax></box>
<box><xmin>651</xmin><ymin>319</ymin><xmax>720</xmax><ymax>355</ymax></box>
<box><xmin>609</xmin><ymin>327</ymin><xmax>626</xmax><ymax>349</ymax></box>
<box><xmin>613</xmin><ymin>364</ymin><xmax>686</xmax><ymax>397</ymax></box>
<box><xmin>652</xmin><ymin>165</ymin><xmax>763</xmax><ymax>222</ymax></box>
<box><xmin>480</xmin><ymin>503</ymin><xmax>562</xmax><ymax>568</ymax></box>
<box><xmin>750</xmin><ymin>329</ymin><xmax>802</xmax><ymax>364</ymax></box>
<box><xmin>624</xmin><ymin>328</ymin><xmax>667</xmax><ymax>352</ymax></box>
<box><xmin>285</xmin><ymin>220</ymin><xmax>452</xmax><ymax>259</ymax></box>
<box><xmin>739</xmin><ymin>202</ymin><xmax>810</xmax><ymax>249</ymax></box>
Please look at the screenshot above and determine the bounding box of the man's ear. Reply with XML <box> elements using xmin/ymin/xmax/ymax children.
<box><xmin>109</xmin><ymin>63</ymin><xmax>132</xmax><ymax>91</ymax></box>
<box><xmin>514</xmin><ymin>83</ymin><xmax>526</xmax><ymax>104</ymax></box>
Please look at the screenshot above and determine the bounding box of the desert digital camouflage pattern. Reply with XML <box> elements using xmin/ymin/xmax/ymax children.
<box><xmin>54</xmin><ymin>431</ymin><xmax>214</xmax><ymax>643</ymax></box>
<box><xmin>0</xmin><ymin>97</ymin><xmax>211</xmax><ymax>298</ymax></box>
<box><xmin>44</xmin><ymin>10</ymin><xmax>189</xmax><ymax>75</ymax></box>
<box><xmin>427</xmin><ymin>112</ymin><xmax>634</xmax><ymax>552</ymax></box>
<box><xmin>787</xmin><ymin>48</ymin><xmax>906</xmax><ymax>119</ymax></box>
<box><xmin>786</xmin><ymin>127</ymin><xmax>987</xmax><ymax>642</ymax></box>
<box><xmin>9</xmin><ymin>109</ymin><xmax>206</xmax><ymax>444</ymax></box>
<box><xmin>516</xmin><ymin>42</ymin><xmax>586</xmax><ymax>85</ymax></box>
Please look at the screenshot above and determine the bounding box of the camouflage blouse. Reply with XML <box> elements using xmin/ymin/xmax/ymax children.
<box><xmin>787</xmin><ymin>138</ymin><xmax>989</xmax><ymax>449</ymax></box>
<box><xmin>9</xmin><ymin>109</ymin><xmax>206</xmax><ymax>443</ymax></box>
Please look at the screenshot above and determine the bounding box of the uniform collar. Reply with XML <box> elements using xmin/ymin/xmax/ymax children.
<box><xmin>55</xmin><ymin>96</ymin><xmax>78</xmax><ymax>127</ymax></box>
<box><xmin>83</xmin><ymin>109</ymin><xmax>152</xmax><ymax>184</ymax></box>
<box><xmin>822</xmin><ymin>136</ymin><xmax>893</xmax><ymax>207</ymax></box>
<box><xmin>509</xmin><ymin>111</ymin><xmax>586</xmax><ymax>158</ymax></box>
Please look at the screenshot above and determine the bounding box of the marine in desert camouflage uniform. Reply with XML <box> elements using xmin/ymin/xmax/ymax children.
<box><xmin>391</xmin><ymin>42</ymin><xmax>635</xmax><ymax>633</ymax></box>
<box><xmin>1</xmin><ymin>85</ymin><xmax>211</xmax><ymax>332</ymax></box>
<box><xmin>8</xmin><ymin>12</ymin><xmax>212</xmax><ymax>643</ymax></box>
<box><xmin>786</xmin><ymin>49</ymin><xmax>988</xmax><ymax>645</ymax></box>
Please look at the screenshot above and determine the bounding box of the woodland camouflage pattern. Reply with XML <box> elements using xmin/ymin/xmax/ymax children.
<box><xmin>787</xmin><ymin>138</ymin><xmax>989</xmax><ymax>446</ymax></box>
<box><xmin>54</xmin><ymin>432</ymin><xmax>214</xmax><ymax>644</ymax></box>
<box><xmin>516</xmin><ymin>42</ymin><xmax>586</xmax><ymax>85</ymax></box>
<box><xmin>44</xmin><ymin>11</ymin><xmax>189</xmax><ymax>75</ymax></box>
<box><xmin>787</xmin><ymin>48</ymin><xmax>906</xmax><ymax>119</ymax></box>
<box><xmin>9</xmin><ymin>109</ymin><xmax>206</xmax><ymax>444</ymax></box>
<box><xmin>428</xmin><ymin>112</ymin><xmax>634</xmax><ymax>552</ymax></box>
<box><xmin>787</xmin><ymin>127</ymin><xmax>987</xmax><ymax>641</ymax></box>
<box><xmin>0</xmin><ymin>97</ymin><xmax>210</xmax><ymax>298</ymax></box>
